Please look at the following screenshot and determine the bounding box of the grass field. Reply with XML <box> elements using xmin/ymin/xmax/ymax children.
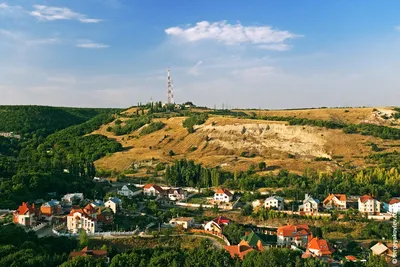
<box><xmin>92</xmin><ymin>107</ymin><xmax>400</xmax><ymax>177</ymax></box>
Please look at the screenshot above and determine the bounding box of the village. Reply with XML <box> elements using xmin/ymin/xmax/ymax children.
<box><xmin>6</xmin><ymin>180</ymin><xmax>399</xmax><ymax>266</ymax></box>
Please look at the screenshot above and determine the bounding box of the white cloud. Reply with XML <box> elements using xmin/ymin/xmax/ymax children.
<box><xmin>165</xmin><ymin>21</ymin><xmax>301</xmax><ymax>49</ymax></box>
<box><xmin>76</xmin><ymin>42</ymin><xmax>109</xmax><ymax>49</ymax></box>
<box><xmin>0</xmin><ymin>2</ymin><xmax>8</xmax><ymax>9</ymax></box>
<box><xmin>30</xmin><ymin>5</ymin><xmax>102</xmax><ymax>23</ymax></box>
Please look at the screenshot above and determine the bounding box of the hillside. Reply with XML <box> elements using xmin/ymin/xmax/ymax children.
<box><xmin>92</xmin><ymin>106</ymin><xmax>400</xmax><ymax>177</ymax></box>
<box><xmin>0</xmin><ymin>105</ymin><xmax>121</xmax><ymax>138</ymax></box>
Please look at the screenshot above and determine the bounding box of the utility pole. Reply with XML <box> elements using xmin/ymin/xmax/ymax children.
<box><xmin>167</xmin><ymin>68</ymin><xmax>174</xmax><ymax>104</ymax></box>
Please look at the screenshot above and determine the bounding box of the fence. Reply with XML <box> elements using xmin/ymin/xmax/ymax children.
<box><xmin>175</xmin><ymin>202</ymin><xmax>233</xmax><ymax>210</ymax></box>
<box><xmin>32</xmin><ymin>222</ymin><xmax>48</xmax><ymax>232</ymax></box>
<box><xmin>52</xmin><ymin>229</ymin><xmax>137</xmax><ymax>237</ymax></box>
<box><xmin>190</xmin><ymin>229</ymin><xmax>231</xmax><ymax>246</ymax></box>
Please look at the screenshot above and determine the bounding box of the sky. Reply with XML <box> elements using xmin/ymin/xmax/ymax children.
<box><xmin>1</xmin><ymin>0</ymin><xmax>400</xmax><ymax>109</ymax></box>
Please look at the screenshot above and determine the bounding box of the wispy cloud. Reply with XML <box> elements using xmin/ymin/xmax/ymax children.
<box><xmin>26</xmin><ymin>38</ymin><xmax>59</xmax><ymax>46</ymax></box>
<box><xmin>188</xmin><ymin>60</ymin><xmax>203</xmax><ymax>75</ymax></box>
<box><xmin>30</xmin><ymin>5</ymin><xmax>102</xmax><ymax>23</ymax></box>
<box><xmin>0</xmin><ymin>2</ymin><xmax>8</xmax><ymax>9</ymax></box>
<box><xmin>165</xmin><ymin>21</ymin><xmax>301</xmax><ymax>50</ymax></box>
<box><xmin>258</xmin><ymin>44</ymin><xmax>291</xmax><ymax>51</ymax></box>
<box><xmin>76</xmin><ymin>41</ymin><xmax>109</xmax><ymax>49</ymax></box>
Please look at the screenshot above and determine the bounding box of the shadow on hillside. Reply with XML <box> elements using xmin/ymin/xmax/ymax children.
<box><xmin>266</xmin><ymin>165</ymin><xmax>280</xmax><ymax>171</ymax></box>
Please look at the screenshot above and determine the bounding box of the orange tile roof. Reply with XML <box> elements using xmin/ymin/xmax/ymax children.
<box><xmin>143</xmin><ymin>183</ymin><xmax>154</xmax><ymax>189</ymax></box>
<box><xmin>144</xmin><ymin>184</ymin><xmax>164</xmax><ymax>193</ymax></box>
<box><xmin>345</xmin><ymin>255</ymin><xmax>357</xmax><ymax>261</ymax></box>
<box><xmin>388</xmin><ymin>198</ymin><xmax>400</xmax><ymax>205</ymax></box>
<box><xmin>70</xmin><ymin>247</ymin><xmax>107</xmax><ymax>259</ymax></box>
<box><xmin>307</xmin><ymin>237</ymin><xmax>332</xmax><ymax>256</ymax></box>
<box><xmin>323</xmin><ymin>194</ymin><xmax>346</xmax><ymax>204</ymax></box>
<box><xmin>359</xmin><ymin>195</ymin><xmax>374</xmax><ymax>203</ymax></box>
<box><xmin>15</xmin><ymin>202</ymin><xmax>37</xmax><ymax>215</ymax></box>
<box><xmin>216</xmin><ymin>188</ymin><xmax>233</xmax><ymax>197</ymax></box>
<box><xmin>224</xmin><ymin>240</ymin><xmax>254</xmax><ymax>260</ymax></box>
<box><xmin>84</xmin><ymin>204</ymin><xmax>97</xmax><ymax>214</ymax></box>
<box><xmin>277</xmin><ymin>224</ymin><xmax>311</xmax><ymax>238</ymax></box>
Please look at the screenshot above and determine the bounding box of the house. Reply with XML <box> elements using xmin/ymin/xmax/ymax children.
<box><xmin>345</xmin><ymin>255</ymin><xmax>358</xmax><ymax>262</ymax></box>
<box><xmin>143</xmin><ymin>184</ymin><xmax>164</xmax><ymax>196</ymax></box>
<box><xmin>117</xmin><ymin>185</ymin><xmax>141</xmax><ymax>198</ymax></box>
<box><xmin>277</xmin><ymin>224</ymin><xmax>312</xmax><ymax>247</ymax></box>
<box><xmin>224</xmin><ymin>240</ymin><xmax>255</xmax><ymax>260</ymax></box>
<box><xmin>299</xmin><ymin>194</ymin><xmax>320</xmax><ymax>213</ymax></box>
<box><xmin>40</xmin><ymin>200</ymin><xmax>62</xmax><ymax>221</ymax></box>
<box><xmin>91</xmin><ymin>200</ymin><xmax>105</xmax><ymax>208</ymax></box>
<box><xmin>67</xmin><ymin>203</ymin><xmax>114</xmax><ymax>233</ymax></box>
<box><xmin>105</xmin><ymin>197</ymin><xmax>122</xmax><ymax>214</ymax></box>
<box><xmin>67</xmin><ymin>205</ymin><xmax>97</xmax><ymax>234</ymax></box>
<box><xmin>204</xmin><ymin>216</ymin><xmax>230</xmax><ymax>234</ymax></box>
<box><xmin>264</xmin><ymin>196</ymin><xmax>284</xmax><ymax>210</ymax></box>
<box><xmin>62</xmin><ymin>193</ymin><xmax>84</xmax><ymax>206</ymax></box>
<box><xmin>13</xmin><ymin>202</ymin><xmax>40</xmax><ymax>226</ymax></box>
<box><xmin>169</xmin><ymin>217</ymin><xmax>194</xmax><ymax>229</ymax></box>
<box><xmin>69</xmin><ymin>246</ymin><xmax>109</xmax><ymax>264</ymax></box>
<box><xmin>214</xmin><ymin>188</ymin><xmax>233</xmax><ymax>203</ymax></box>
<box><xmin>358</xmin><ymin>195</ymin><xmax>380</xmax><ymax>215</ymax></box>
<box><xmin>307</xmin><ymin>237</ymin><xmax>333</xmax><ymax>257</ymax></box>
<box><xmin>323</xmin><ymin>194</ymin><xmax>347</xmax><ymax>210</ymax></box>
<box><xmin>252</xmin><ymin>199</ymin><xmax>263</xmax><ymax>209</ymax></box>
<box><xmin>370</xmin><ymin>242</ymin><xmax>394</xmax><ymax>258</ymax></box>
<box><xmin>240</xmin><ymin>231</ymin><xmax>271</xmax><ymax>249</ymax></box>
<box><xmin>167</xmin><ymin>188</ymin><xmax>187</xmax><ymax>201</ymax></box>
<box><xmin>387</xmin><ymin>198</ymin><xmax>400</xmax><ymax>214</ymax></box>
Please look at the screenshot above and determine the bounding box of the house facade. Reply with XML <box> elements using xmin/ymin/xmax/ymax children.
<box><xmin>299</xmin><ymin>194</ymin><xmax>320</xmax><ymax>213</ymax></box>
<box><xmin>388</xmin><ymin>198</ymin><xmax>400</xmax><ymax>214</ymax></box>
<box><xmin>307</xmin><ymin>237</ymin><xmax>333</xmax><ymax>257</ymax></box>
<box><xmin>67</xmin><ymin>203</ymin><xmax>114</xmax><ymax>233</ymax></box>
<box><xmin>40</xmin><ymin>200</ymin><xmax>62</xmax><ymax>221</ymax></box>
<box><xmin>264</xmin><ymin>196</ymin><xmax>284</xmax><ymax>210</ymax></box>
<box><xmin>169</xmin><ymin>217</ymin><xmax>194</xmax><ymax>229</ymax></box>
<box><xmin>143</xmin><ymin>184</ymin><xmax>164</xmax><ymax>196</ymax></box>
<box><xmin>323</xmin><ymin>194</ymin><xmax>347</xmax><ymax>210</ymax></box>
<box><xmin>105</xmin><ymin>197</ymin><xmax>122</xmax><ymax>214</ymax></box>
<box><xmin>62</xmin><ymin>193</ymin><xmax>84</xmax><ymax>206</ymax></box>
<box><xmin>117</xmin><ymin>185</ymin><xmax>141</xmax><ymax>198</ymax></box>
<box><xmin>358</xmin><ymin>195</ymin><xmax>380</xmax><ymax>215</ymax></box>
<box><xmin>277</xmin><ymin>224</ymin><xmax>312</xmax><ymax>247</ymax></box>
<box><xmin>214</xmin><ymin>188</ymin><xmax>233</xmax><ymax>203</ymax></box>
<box><xmin>13</xmin><ymin>202</ymin><xmax>40</xmax><ymax>227</ymax></box>
<box><xmin>167</xmin><ymin>188</ymin><xmax>187</xmax><ymax>201</ymax></box>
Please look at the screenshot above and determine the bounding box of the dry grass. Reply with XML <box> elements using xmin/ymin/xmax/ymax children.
<box><xmin>92</xmin><ymin>111</ymin><xmax>400</xmax><ymax>177</ymax></box>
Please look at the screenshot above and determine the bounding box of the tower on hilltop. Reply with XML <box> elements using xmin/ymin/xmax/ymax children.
<box><xmin>167</xmin><ymin>68</ymin><xmax>174</xmax><ymax>104</ymax></box>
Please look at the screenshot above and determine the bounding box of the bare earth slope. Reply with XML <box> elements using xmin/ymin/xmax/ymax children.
<box><xmin>91</xmin><ymin>107</ymin><xmax>400</xmax><ymax>176</ymax></box>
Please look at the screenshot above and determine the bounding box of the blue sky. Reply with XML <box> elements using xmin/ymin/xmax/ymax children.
<box><xmin>1</xmin><ymin>0</ymin><xmax>400</xmax><ymax>108</ymax></box>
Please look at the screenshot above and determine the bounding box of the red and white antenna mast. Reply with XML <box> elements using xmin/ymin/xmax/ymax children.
<box><xmin>167</xmin><ymin>68</ymin><xmax>174</xmax><ymax>104</ymax></box>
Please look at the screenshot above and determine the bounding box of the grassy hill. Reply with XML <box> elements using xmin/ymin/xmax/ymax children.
<box><xmin>92</xmin><ymin>106</ymin><xmax>400</xmax><ymax>177</ymax></box>
<box><xmin>0</xmin><ymin>105</ymin><xmax>121</xmax><ymax>138</ymax></box>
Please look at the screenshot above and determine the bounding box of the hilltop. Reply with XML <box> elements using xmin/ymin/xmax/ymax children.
<box><xmin>91</xmin><ymin>105</ymin><xmax>400</xmax><ymax>177</ymax></box>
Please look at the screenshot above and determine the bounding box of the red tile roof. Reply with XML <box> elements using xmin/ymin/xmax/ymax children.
<box><xmin>143</xmin><ymin>183</ymin><xmax>154</xmax><ymax>189</ymax></box>
<box><xmin>307</xmin><ymin>237</ymin><xmax>333</xmax><ymax>256</ymax></box>
<box><xmin>15</xmin><ymin>202</ymin><xmax>37</xmax><ymax>215</ymax></box>
<box><xmin>224</xmin><ymin>240</ymin><xmax>254</xmax><ymax>260</ymax></box>
<box><xmin>69</xmin><ymin>247</ymin><xmax>107</xmax><ymax>259</ymax></box>
<box><xmin>277</xmin><ymin>224</ymin><xmax>311</xmax><ymax>238</ymax></box>
<box><xmin>84</xmin><ymin>204</ymin><xmax>97</xmax><ymax>214</ymax></box>
<box><xmin>359</xmin><ymin>195</ymin><xmax>375</xmax><ymax>203</ymax></box>
<box><xmin>144</xmin><ymin>184</ymin><xmax>164</xmax><ymax>193</ymax></box>
<box><xmin>216</xmin><ymin>188</ymin><xmax>233</xmax><ymax>197</ymax></box>
<box><xmin>213</xmin><ymin>216</ymin><xmax>230</xmax><ymax>225</ymax></box>
<box><xmin>388</xmin><ymin>198</ymin><xmax>400</xmax><ymax>205</ymax></box>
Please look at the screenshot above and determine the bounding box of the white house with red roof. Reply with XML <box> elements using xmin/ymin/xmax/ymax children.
<box><xmin>214</xmin><ymin>188</ymin><xmax>233</xmax><ymax>203</ymax></box>
<box><xmin>277</xmin><ymin>224</ymin><xmax>312</xmax><ymax>247</ymax></box>
<box><xmin>358</xmin><ymin>195</ymin><xmax>380</xmax><ymax>215</ymax></box>
<box><xmin>204</xmin><ymin>216</ymin><xmax>230</xmax><ymax>234</ymax></box>
<box><xmin>306</xmin><ymin>237</ymin><xmax>333</xmax><ymax>257</ymax></box>
<box><xmin>143</xmin><ymin>184</ymin><xmax>164</xmax><ymax>196</ymax></box>
<box><xmin>13</xmin><ymin>202</ymin><xmax>40</xmax><ymax>226</ymax></box>
<box><xmin>67</xmin><ymin>204</ymin><xmax>97</xmax><ymax>234</ymax></box>
<box><xmin>388</xmin><ymin>198</ymin><xmax>400</xmax><ymax>214</ymax></box>
<box><xmin>322</xmin><ymin>193</ymin><xmax>347</xmax><ymax>210</ymax></box>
